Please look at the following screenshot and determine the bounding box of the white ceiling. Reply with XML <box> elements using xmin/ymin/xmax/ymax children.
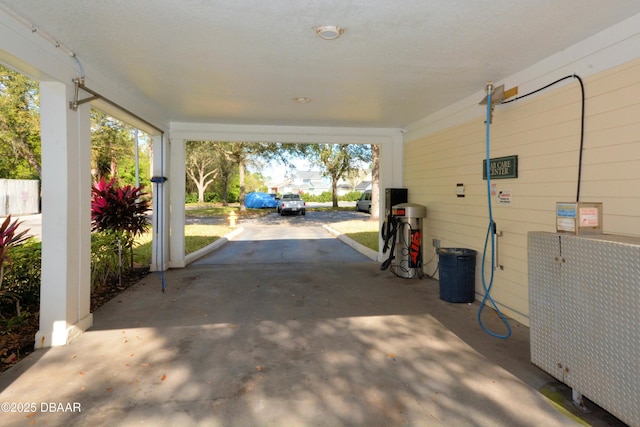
<box><xmin>2</xmin><ymin>0</ymin><xmax>640</xmax><ymax>128</ymax></box>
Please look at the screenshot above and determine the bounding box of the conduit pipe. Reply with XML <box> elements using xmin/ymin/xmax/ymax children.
<box><xmin>69</xmin><ymin>78</ymin><xmax>164</xmax><ymax>135</ymax></box>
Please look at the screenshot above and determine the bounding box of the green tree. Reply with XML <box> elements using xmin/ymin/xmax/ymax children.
<box><xmin>118</xmin><ymin>133</ymin><xmax>151</xmax><ymax>190</ymax></box>
<box><xmin>306</xmin><ymin>144</ymin><xmax>372</xmax><ymax>207</ymax></box>
<box><xmin>226</xmin><ymin>143</ymin><xmax>251</xmax><ymax>210</ymax></box>
<box><xmin>225</xmin><ymin>142</ymin><xmax>284</xmax><ymax>210</ymax></box>
<box><xmin>186</xmin><ymin>141</ymin><xmax>221</xmax><ymax>203</ymax></box>
<box><xmin>184</xmin><ymin>141</ymin><xmax>295</xmax><ymax>206</ymax></box>
<box><xmin>0</xmin><ymin>64</ymin><xmax>41</xmax><ymax>180</ymax></box>
<box><xmin>245</xmin><ymin>171</ymin><xmax>268</xmax><ymax>193</ymax></box>
<box><xmin>91</xmin><ymin>109</ymin><xmax>136</xmax><ymax>185</ymax></box>
<box><xmin>215</xmin><ymin>144</ymin><xmax>237</xmax><ymax>205</ymax></box>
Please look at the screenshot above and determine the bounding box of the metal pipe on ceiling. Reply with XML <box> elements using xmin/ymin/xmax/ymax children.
<box><xmin>70</xmin><ymin>78</ymin><xmax>164</xmax><ymax>135</ymax></box>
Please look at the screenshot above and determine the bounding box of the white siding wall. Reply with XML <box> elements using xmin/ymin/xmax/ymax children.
<box><xmin>404</xmin><ymin>58</ymin><xmax>640</xmax><ymax>325</ymax></box>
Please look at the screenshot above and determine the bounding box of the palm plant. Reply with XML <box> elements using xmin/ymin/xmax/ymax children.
<box><xmin>0</xmin><ymin>215</ymin><xmax>31</xmax><ymax>316</ymax></box>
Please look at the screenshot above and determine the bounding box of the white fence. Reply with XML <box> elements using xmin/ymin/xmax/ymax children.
<box><xmin>0</xmin><ymin>179</ymin><xmax>39</xmax><ymax>216</ymax></box>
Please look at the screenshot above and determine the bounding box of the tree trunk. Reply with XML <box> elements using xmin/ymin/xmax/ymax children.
<box><xmin>238</xmin><ymin>160</ymin><xmax>246</xmax><ymax>211</ymax></box>
<box><xmin>196</xmin><ymin>177</ymin><xmax>206</xmax><ymax>203</ymax></box>
<box><xmin>110</xmin><ymin>157</ymin><xmax>118</xmax><ymax>181</ymax></box>
<box><xmin>370</xmin><ymin>144</ymin><xmax>380</xmax><ymax>221</ymax></box>
<box><xmin>332</xmin><ymin>178</ymin><xmax>339</xmax><ymax>208</ymax></box>
<box><xmin>221</xmin><ymin>175</ymin><xmax>229</xmax><ymax>206</ymax></box>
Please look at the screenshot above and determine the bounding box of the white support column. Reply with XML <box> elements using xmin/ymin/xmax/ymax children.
<box><xmin>150</xmin><ymin>135</ymin><xmax>171</xmax><ymax>271</ymax></box>
<box><xmin>169</xmin><ymin>138</ymin><xmax>185</xmax><ymax>268</ymax></box>
<box><xmin>35</xmin><ymin>81</ymin><xmax>92</xmax><ymax>348</ymax></box>
<box><xmin>379</xmin><ymin>133</ymin><xmax>404</xmax><ymax>191</ymax></box>
<box><xmin>377</xmin><ymin>134</ymin><xmax>404</xmax><ymax>261</ymax></box>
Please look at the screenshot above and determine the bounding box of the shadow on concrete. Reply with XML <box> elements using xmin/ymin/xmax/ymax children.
<box><xmin>0</xmin><ymin>262</ymin><xmax>602</xmax><ymax>426</ymax></box>
<box><xmin>0</xmin><ymin>209</ymin><xmax>625</xmax><ymax>426</ymax></box>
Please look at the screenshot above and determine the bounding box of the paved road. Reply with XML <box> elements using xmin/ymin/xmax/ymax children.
<box><xmin>5</xmin><ymin>213</ymin><xmax>42</xmax><ymax>240</ymax></box>
<box><xmin>193</xmin><ymin>210</ymin><xmax>375</xmax><ymax>265</ymax></box>
<box><xmin>6</xmin><ymin>208</ymin><xmax>374</xmax><ymax>251</ymax></box>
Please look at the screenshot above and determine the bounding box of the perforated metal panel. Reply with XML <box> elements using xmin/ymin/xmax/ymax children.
<box><xmin>528</xmin><ymin>232</ymin><xmax>640</xmax><ymax>427</ymax></box>
<box><xmin>528</xmin><ymin>233</ymin><xmax>564</xmax><ymax>381</ymax></box>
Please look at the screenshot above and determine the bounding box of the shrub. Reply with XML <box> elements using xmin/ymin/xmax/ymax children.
<box><xmin>2</xmin><ymin>239</ymin><xmax>41</xmax><ymax>309</ymax></box>
<box><xmin>0</xmin><ymin>215</ymin><xmax>30</xmax><ymax>287</ymax></box>
<box><xmin>91</xmin><ymin>177</ymin><xmax>150</xmax><ymax>235</ymax></box>
<box><xmin>185</xmin><ymin>193</ymin><xmax>199</xmax><ymax>204</ymax></box>
<box><xmin>5</xmin><ymin>311</ymin><xmax>31</xmax><ymax>329</ymax></box>
<box><xmin>186</xmin><ymin>192</ymin><xmax>220</xmax><ymax>204</ymax></box>
<box><xmin>91</xmin><ymin>230</ymin><xmax>125</xmax><ymax>290</ymax></box>
<box><xmin>204</xmin><ymin>192</ymin><xmax>219</xmax><ymax>203</ymax></box>
<box><xmin>342</xmin><ymin>191</ymin><xmax>364</xmax><ymax>201</ymax></box>
<box><xmin>91</xmin><ymin>177</ymin><xmax>151</xmax><ymax>270</ymax></box>
<box><xmin>301</xmin><ymin>191</ymin><xmax>364</xmax><ymax>203</ymax></box>
<box><xmin>0</xmin><ymin>215</ymin><xmax>31</xmax><ymax>317</ymax></box>
<box><xmin>301</xmin><ymin>191</ymin><xmax>332</xmax><ymax>202</ymax></box>
<box><xmin>226</xmin><ymin>189</ymin><xmax>239</xmax><ymax>203</ymax></box>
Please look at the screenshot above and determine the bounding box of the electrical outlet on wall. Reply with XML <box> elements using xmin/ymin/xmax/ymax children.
<box><xmin>432</xmin><ymin>239</ymin><xmax>441</xmax><ymax>248</ymax></box>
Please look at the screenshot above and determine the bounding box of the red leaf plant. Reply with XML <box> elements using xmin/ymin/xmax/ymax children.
<box><xmin>91</xmin><ymin>177</ymin><xmax>150</xmax><ymax>269</ymax></box>
<box><xmin>0</xmin><ymin>215</ymin><xmax>31</xmax><ymax>315</ymax></box>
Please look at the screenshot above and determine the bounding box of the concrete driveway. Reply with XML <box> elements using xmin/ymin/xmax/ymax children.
<box><xmin>0</xmin><ymin>212</ymin><xmax>623</xmax><ymax>426</ymax></box>
<box><xmin>193</xmin><ymin>210</ymin><xmax>372</xmax><ymax>266</ymax></box>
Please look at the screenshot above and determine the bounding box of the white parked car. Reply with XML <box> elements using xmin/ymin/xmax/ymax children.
<box><xmin>355</xmin><ymin>190</ymin><xmax>371</xmax><ymax>213</ymax></box>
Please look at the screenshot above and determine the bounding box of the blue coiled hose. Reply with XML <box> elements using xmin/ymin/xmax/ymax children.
<box><xmin>478</xmin><ymin>84</ymin><xmax>512</xmax><ymax>339</ymax></box>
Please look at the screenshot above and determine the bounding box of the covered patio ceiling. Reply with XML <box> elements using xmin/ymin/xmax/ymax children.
<box><xmin>2</xmin><ymin>0</ymin><xmax>640</xmax><ymax>129</ymax></box>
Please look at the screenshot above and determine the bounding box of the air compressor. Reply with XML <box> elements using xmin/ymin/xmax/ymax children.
<box><xmin>381</xmin><ymin>203</ymin><xmax>427</xmax><ymax>279</ymax></box>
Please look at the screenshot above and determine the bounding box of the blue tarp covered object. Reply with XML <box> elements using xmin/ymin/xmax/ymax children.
<box><xmin>245</xmin><ymin>192</ymin><xmax>278</xmax><ymax>208</ymax></box>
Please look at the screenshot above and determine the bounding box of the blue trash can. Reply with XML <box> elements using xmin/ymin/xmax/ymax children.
<box><xmin>438</xmin><ymin>248</ymin><xmax>477</xmax><ymax>303</ymax></box>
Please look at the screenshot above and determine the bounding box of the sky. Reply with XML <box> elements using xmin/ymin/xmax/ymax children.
<box><xmin>256</xmin><ymin>158</ymin><xmax>316</xmax><ymax>184</ymax></box>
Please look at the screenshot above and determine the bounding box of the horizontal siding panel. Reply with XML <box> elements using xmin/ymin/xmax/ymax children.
<box><xmin>586</xmin><ymin>103</ymin><xmax>640</xmax><ymax>132</ymax></box>
<box><xmin>587</xmin><ymin>83</ymin><xmax>640</xmax><ymax>116</ymax></box>
<box><xmin>583</xmin><ymin>160</ymin><xmax>640</xmax><ymax>180</ymax></box>
<box><xmin>586</xmin><ymin>122</ymin><xmax>640</xmax><ymax>148</ymax></box>
<box><xmin>587</xmin><ymin>59</ymin><xmax>640</xmax><ymax>94</ymax></box>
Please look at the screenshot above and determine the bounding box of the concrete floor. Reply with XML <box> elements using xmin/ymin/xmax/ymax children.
<box><xmin>0</xmin><ymin>220</ymin><xmax>626</xmax><ymax>426</ymax></box>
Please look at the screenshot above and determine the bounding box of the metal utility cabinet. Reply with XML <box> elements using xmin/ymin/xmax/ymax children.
<box><xmin>528</xmin><ymin>231</ymin><xmax>640</xmax><ymax>427</ymax></box>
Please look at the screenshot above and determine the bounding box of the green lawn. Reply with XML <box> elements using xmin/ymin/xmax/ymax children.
<box><xmin>329</xmin><ymin>220</ymin><xmax>379</xmax><ymax>251</ymax></box>
<box><xmin>133</xmin><ymin>223</ymin><xmax>234</xmax><ymax>263</ymax></box>
<box><xmin>185</xmin><ymin>224</ymin><xmax>234</xmax><ymax>254</ymax></box>
<box><xmin>306</xmin><ymin>206</ymin><xmax>355</xmax><ymax>212</ymax></box>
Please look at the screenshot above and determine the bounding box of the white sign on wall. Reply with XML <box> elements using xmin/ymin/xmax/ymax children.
<box><xmin>497</xmin><ymin>189</ymin><xmax>512</xmax><ymax>206</ymax></box>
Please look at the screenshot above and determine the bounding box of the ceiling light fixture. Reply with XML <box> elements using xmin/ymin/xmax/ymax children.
<box><xmin>315</xmin><ymin>25</ymin><xmax>344</xmax><ymax>40</ymax></box>
<box><xmin>293</xmin><ymin>97</ymin><xmax>311</xmax><ymax>104</ymax></box>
